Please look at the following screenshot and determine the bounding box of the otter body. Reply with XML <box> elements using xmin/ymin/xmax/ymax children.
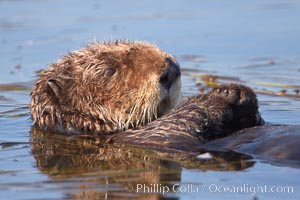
<box><xmin>30</xmin><ymin>41</ymin><xmax>181</xmax><ymax>133</ymax></box>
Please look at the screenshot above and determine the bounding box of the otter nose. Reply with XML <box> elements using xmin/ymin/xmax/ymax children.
<box><xmin>159</xmin><ymin>58</ymin><xmax>181</xmax><ymax>90</ymax></box>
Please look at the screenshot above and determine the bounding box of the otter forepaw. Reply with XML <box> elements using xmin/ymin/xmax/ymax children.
<box><xmin>210</xmin><ymin>83</ymin><xmax>257</xmax><ymax>107</ymax></box>
<box><xmin>209</xmin><ymin>83</ymin><xmax>263</xmax><ymax>131</ymax></box>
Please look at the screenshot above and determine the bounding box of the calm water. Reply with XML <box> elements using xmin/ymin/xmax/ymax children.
<box><xmin>1</xmin><ymin>0</ymin><xmax>300</xmax><ymax>199</ymax></box>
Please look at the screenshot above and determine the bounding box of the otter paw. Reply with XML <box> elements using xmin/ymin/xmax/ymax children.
<box><xmin>210</xmin><ymin>83</ymin><xmax>257</xmax><ymax>107</ymax></box>
<box><xmin>209</xmin><ymin>83</ymin><xmax>263</xmax><ymax>131</ymax></box>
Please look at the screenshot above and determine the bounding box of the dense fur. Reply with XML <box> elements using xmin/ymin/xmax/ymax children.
<box><xmin>30</xmin><ymin>41</ymin><xmax>181</xmax><ymax>133</ymax></box>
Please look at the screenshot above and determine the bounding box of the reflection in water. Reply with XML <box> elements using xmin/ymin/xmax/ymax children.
<box><xmin>30</xmin><ymin>126</ymin><xmax>254</xmax><ymax>199</ymax></box>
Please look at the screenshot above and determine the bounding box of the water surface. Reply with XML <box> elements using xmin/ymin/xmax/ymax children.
<box><xmin>1</xmin><ymin>0</ymin><xmax>300</xmax><ymax>199</ymax></box>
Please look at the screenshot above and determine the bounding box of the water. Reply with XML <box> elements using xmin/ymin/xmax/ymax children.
<box><xmin>1</xmin><ymin>0</ymin><xmax>300</xmax><ymax>199</ymax></box>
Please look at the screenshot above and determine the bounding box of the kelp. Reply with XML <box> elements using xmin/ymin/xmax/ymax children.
<box><xmin>0</xmin><ymin>82</ymin><xmax>30</xmax><ymax>91</ymax></box>
<box><xmin>189</xmin><ymin>73</ymin><xmax>300</xmax><ymax>99</ymax></box>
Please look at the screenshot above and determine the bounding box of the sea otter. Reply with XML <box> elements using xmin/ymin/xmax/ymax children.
<box><xmin>30</xmin><ymin>40</ymin><xmax>263</xmax><ymax>140</ymax></box>
<box><xmin>30</xmin><ymin>39</ymin><xmax>300</xmax><ymax>168</ymax></box>
<box><xmin>30</xmin><ymin>40</ymin><xmax>182</xmax><ymax>133</ymax></box>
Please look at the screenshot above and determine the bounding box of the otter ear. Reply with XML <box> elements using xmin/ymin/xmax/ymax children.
<box><xmin>47</xmin><ymin>79</ymin><xmax>62</xmax><ymax>98</ymax></box>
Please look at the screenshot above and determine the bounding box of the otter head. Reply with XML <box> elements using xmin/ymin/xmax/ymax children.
<box><xmin>30</xmin><ymin>40</ymin><xmax>181</xmax><ymax>133</ymax></box>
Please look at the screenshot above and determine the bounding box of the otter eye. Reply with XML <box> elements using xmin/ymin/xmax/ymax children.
<box><xmin>104</xmin><ymin>68</ymin><xmax>116</xmax><ymax>77</ymax></box>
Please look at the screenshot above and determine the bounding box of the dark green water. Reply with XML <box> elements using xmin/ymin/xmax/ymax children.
<box><xmin>1</xmin><ymin>1</ymin><xmax>300</xmax><ymax>199</ymax></box>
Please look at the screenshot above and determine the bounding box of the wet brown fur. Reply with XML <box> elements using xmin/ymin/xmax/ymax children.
<box><xmin>114</xmin><ymin>83</ymin><xmax>263</xmax><ymax>151</ymax></box>
<box><xmin>30</xmin><ymin>40</ymin><xmax>181</xmax><ymax>133</ymax></box>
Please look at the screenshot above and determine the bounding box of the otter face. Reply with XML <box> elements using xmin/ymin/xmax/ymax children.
<box><xmin>30</xmin><ymin>41</ymin><xmax>182</xmax><ymax>133</ymax></box>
